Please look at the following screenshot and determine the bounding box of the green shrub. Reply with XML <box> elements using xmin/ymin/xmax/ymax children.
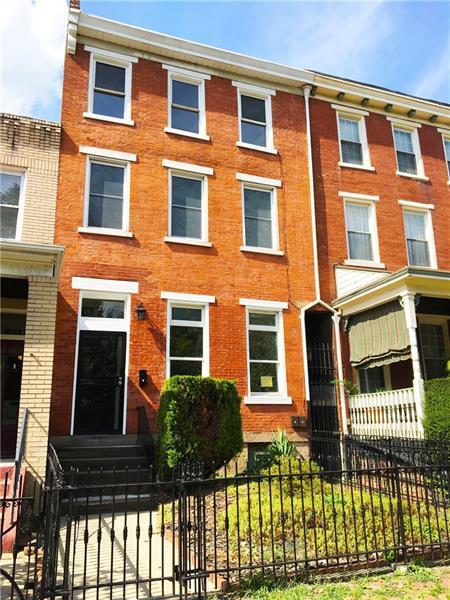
<box><xmin>157</xmin><ymin>376</ymin><xmax>243</xmax><ymax>478</ymax></box>
<box><xmin>251</xmin><ymin>429</ymin><xmax>299</xmax><ymax>471</ymax></box>
<box><xmin>423</xmin><ymin>377</ymin><xmax>450</xmax><ymax>441</ymax></box>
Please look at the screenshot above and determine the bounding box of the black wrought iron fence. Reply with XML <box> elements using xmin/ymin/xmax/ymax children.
<box><xmin>1</xmin><ymin>453</ymin><xmax>449</xmax><ymax>600</ymax></box>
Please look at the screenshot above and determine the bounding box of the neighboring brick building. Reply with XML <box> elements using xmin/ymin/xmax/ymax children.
<box><xmin>0</xmin><ymin>114</ymin><xmax>63</xmax><ymax>480</ymax></box>
<box><xmin>49</xmin><ymin>3</ymin><xmax>450</xmax><ymax>461</ymax></box>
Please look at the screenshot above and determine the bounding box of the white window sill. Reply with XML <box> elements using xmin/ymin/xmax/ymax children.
<box><xmin>78</xmin><ymin>227</ymin><xmax>134</xmax><ymax>238</ymax></box>
<box><xmin>83</xmin><ymin>112</ymin><xmax>135</xmax><ymax>127</ymax></box>
<box><xmin>164</xmin><ymin>127</ymin><xmax>210</xmax><ymax>141</ymax></box>
<box><xmin>396</xmin><ymin>171</ymin><xmax>429</xmax><ymax>182</ymax></box>
<box><xmin>244</xmin><ymin>396</ymin><xmax>292</xmax><ymax>405</ymax></box>
<box><xmin>338</xmin><ymin>162</ymin><xmax>375</xmax><ymax>172</ymax></box>
<box><xmin>236</xmin><ymin>141</ymin><xmax>278</xmax><ymax>155</ymax></box>
<box><xmin>344</xmin><ymin>259</ymin><xmax>386</xmax><ymax>269</ymax></box>
<box><xmin>164</xmin><ymin>236</ymin><xmax>213</xmax><ymax>247</ymax></box>
<box><xmin>240</xmin><ymin>245</ymin><xmax>284</xmax><ymax>256</ymax></box>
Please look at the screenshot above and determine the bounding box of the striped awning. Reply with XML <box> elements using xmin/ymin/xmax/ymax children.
<box><xmin>347</xmin><ymin>300</ymin><xmax>411</xmax><ymax>369</ymax></box>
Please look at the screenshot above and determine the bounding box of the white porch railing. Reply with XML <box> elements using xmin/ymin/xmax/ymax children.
<box><xmin>348</xmin><ymin>388</ymin><xmax>422</xmax><ymax>438</ymax></box>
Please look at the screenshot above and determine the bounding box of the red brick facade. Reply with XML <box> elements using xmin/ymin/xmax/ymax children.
<box><xmin>50</xmin><ymin>45</ymin><xmax>316</xmax><ymax>440</ymax></box>
<box><xmin>311</xmin><ymin>99</ymin><xmax>450</xmax><ymax>303</ymax></box>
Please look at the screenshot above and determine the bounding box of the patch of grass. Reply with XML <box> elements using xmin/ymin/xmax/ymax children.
<box><xmin>216</xmin><ymin>566</ymin><xmax>450</xmax><ymax>599</ymax></box>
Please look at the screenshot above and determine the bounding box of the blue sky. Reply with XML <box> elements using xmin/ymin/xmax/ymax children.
<box><xmin>1</xmin><ymin>0</ymin><xmax>449</xmax><ymax>122</ymax></box>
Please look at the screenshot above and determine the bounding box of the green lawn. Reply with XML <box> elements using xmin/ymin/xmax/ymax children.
<box><xmin>220</xmin><ymin>564</ymin><xmax>450</xmax><ymax>599</ymax></box>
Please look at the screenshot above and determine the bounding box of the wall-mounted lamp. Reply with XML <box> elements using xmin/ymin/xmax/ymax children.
<box><xmin>136</xmin><ymin>302</ymin><xmax>147</xmax><ymax>321</ymax></box>
<box><xmin>139</xmin><ymin>369</ymin><xmax>148</xmax><ymax>387</ymax></box>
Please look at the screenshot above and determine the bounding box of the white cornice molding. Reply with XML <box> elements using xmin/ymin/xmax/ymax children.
<box><xmin>66</xmin><ymin>8</ymin><xmax>80</xmax><ymax>55</ymax></box>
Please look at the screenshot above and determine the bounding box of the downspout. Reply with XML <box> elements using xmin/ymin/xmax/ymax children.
<box><xmin>300</xmin><ymin>84</ymin><xmax>348</xmax><ymax>436</ymax></box>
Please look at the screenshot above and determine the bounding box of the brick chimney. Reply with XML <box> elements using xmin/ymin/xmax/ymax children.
<box><xmin>70</xmin><ymin>0</ymin><xmax>80</xmax><ymax>9</ymax></box>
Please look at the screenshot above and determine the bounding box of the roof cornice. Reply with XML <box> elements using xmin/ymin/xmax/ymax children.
<box><xmin>70</xmin><ymin>9</ymin><xmax>450</xmax><ymax>125</ymax></box>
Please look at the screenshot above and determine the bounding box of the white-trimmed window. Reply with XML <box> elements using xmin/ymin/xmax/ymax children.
<box><xmin>0</xmin><ymin>170</ymin><xmax>24</xmax><ymax>240</ymax></box>
<box><xmin>333</xmin><ymin>105</ymin><xmax>372</xmax><ymax>169</ymax></box>
<box><xmin>419</xmin><ymin>317</ymin><xmax>450</xmax><ymax>380</ymax></box>
<box><xmin>84</xmin><ymin>46</ymin><xmax>137</xmax><ymax>124</ymax></box>
<box><xmin>341</xmin><ymin>193</ymin><xmax>381</xmax><ymax>266</ymax></box>
<box><xmin>163</xmin><ymin>160</ymin><xmax>212</xmax><ymax>246</ymax></box>
<box><xmin>389</xmin><ymin>119</ymin><xmax>425</xmax><ymax>179</ymax></box>
<box><xmin>233</xmin><ymin>82</ymin><xmax>276</xmax><ymax>152</ymax></box>
<box><xmin>237</xmin><ymin>173</ymin><xmax>281</xmax><ymax>254</ymax></box>
<box><xmin>399</xmin><ymin>201</ymin><xmax>437</xmax><ymax>268</ymax></box>
<box><xmin>163</xmin><ymin>65</ymin><xmax>210</xmax><ymax>139</ymax></box>
<box><xmin>240</xmin><ymin>299</ymin><xmax>290</xmax><ymax>404</ymax></box>
<box><xmin>79</xmin><ymin>147</ymin><xmax>136</xmax><ymax>237</ymax></box>
<box><xmin>439</xmin><ymin>130</ymin><xmax>450</xmax><ymax>181</ymax></box>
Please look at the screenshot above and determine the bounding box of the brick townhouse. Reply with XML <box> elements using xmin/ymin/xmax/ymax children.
<box><xmin>0</xmin><ymin>114</ymin><xmax>63</xmax><ymax>481</ymax></box>
<box><xmin>48</xmin><ymin>1</ymin><xmax>450</xmax><ymax>465</ymax></box>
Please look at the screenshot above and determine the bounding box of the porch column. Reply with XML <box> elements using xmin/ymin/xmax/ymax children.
<box><xmin>400</xmin><ymin>292</ymin><xmax>424</xmax><ymax>436</ymax></box>
<box><xmin>332</xmin><ymin>313</ymin><xmax>348</xmax><ymax>435</ymax></box>
<box><xmin>17</xmin><ymin>276</ymin><xmax>59</xmax><ymax>483</ymax></box>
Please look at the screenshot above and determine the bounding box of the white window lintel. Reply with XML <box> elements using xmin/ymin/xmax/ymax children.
<box><xmin>387</xmin><ymin>116</ymin><xmax>421</xmax><ymax>129</ymax></box>
<box><xmin>72</xmin><ymin>277</ymin><xmax>139</xmax><ymax>294</ymax></box>
<box><xmin>236</xmin><ymin>172</ymin><xmax>281</xmax><ymax>187</ymax></box>
<box><xmin>240</xmin><ymin>298</ymin><xmax>288</xmax><ymax>310</ymax></box>
<box><xmin>398</xmin><ymin>200</ymin><xmax>435</xmax><ymax>211</ymax></box>
<box><xmin>332</xmin><ymin>103</ymin><xmax>369</xmax><ymax>117</ymax></box>
<box><xmin>339</xmin><ymin>191</ymin><xmax>379</xmax><ymax>202</ymax></box>
<box><xmin>162</xmin><ymin>159</ymin><xmax>213</xmax><ymax>176</ymax></box>
<box><xmin>232</xmin><ymin>81</ymin><xmax>276</xmax><ymax>96</ymax></box>
<box><xmin>84</xmin><ymin>45</ymin><xmax>139</xmax><ymax>63</ymax></box>
<box><xmin>80</xmin><ymin>146</ymin><xmax>137</xmax><ymax>162</ymax></box>
<box><xmin>162</xmin><ymin>63</ymin><xmax>211</xmax><ymax>80</ymax></box>
<box><xmin>161</xmin><ymin>291</ymin><xmax>215</xmax><ymax>304</ymax></box>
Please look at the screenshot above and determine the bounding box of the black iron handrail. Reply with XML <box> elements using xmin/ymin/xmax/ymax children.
<box><xmin>13</xmin><ymin>408</ymin><xmax>28</xmax><ymax>497</ymax></box>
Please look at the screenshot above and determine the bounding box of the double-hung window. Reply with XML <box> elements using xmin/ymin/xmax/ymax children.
<box><xmin>237</xmin><ymin>173</ymin><xmax>282</xmax><ymax>254</ymax></box>
<box><xmin>241</xmin><ymin>299</ymin><xmax>290</xmax><ymax>404</ymax></box>
<box><xmin>334</xmin><ymin>105</ymin><xmax>372</xmax><ymax>169</ymax></box>
<box><xmin>419</xmin><ymin>319</ymin><xmax>449</xmax><ymax>380</ymax></box>
<box><xmin>389</xmin><ymin>119</ymin><xmax>426</xmax><ymax>179</ymax></box>
<box><xmin>0</xmin><ymin>171</ymin><xmax>24</xmax><ymax>240</ymax></box>
<box><xmin>342</xmin><ymin>193</ymin><xmax>381</xmax><ymax>266</ymax></box>
<box><xmin>161</xmin><ymin>291</ymin><xmax>215</xmax><ymax>378</ymax></box>
<box><xmin>233</xmin><ymin>82</ymin><xmax>276</xmax><ymax>152</ymax></box>
<box><xmin>80</xmin><ymin>147</ymin><xmax>136</xmax><ymax>236</ymax></box>
<box><xmin>85</xmin><ymin>46</ymin><xmax>137</xmax><ymax>124</ymax></box>
<box><xmin>163</xmin><ymin>65</ymin><xmax>210</xmax><ymax>139</ymax></box>
<box><xmin>163</xmin><ymin>160</ymin><xmax>213</xmax><ymax>246</ymax></box>
<box><xmin>439</xmin><ymin>130</ymin><xmax>450</xmax><ymax>181</ymax></box>
<box><xmin>399</xmin><ymin>201</ymin><xmax>437</xmax><ymax>268</ymax></box>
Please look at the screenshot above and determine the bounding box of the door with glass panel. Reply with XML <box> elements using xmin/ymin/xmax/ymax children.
<box><xmin>73</xmin><ymin>295</ymin><xmax>127</xmax><ymax>435</ymax></box>
<box><xmin>419</xmin><ymin>321</ymin><xmax>449</xmax><ymax>381</ymax></box>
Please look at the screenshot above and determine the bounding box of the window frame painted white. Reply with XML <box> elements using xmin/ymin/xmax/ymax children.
<box><xmin>240</xmin><ymin>180</ymin><xmax>280</xmax><ymax>254</ymax></box>
<box><xmin>69</xmin><ymin>280</ymin><xmax>137</xmax><ymax>436</ymax></box>
<box><xmin>399</xmin><ymin>200</ymin><xmax>437</xmax><ymax>269</ymax></box>
<box><xmin>240</xmin><ymin>298</ymin><xmax>291</xmax><ymax>405</ymax></box>
<box><xmin>438</xmin><ymin>129</ymin><xmax>450</xmax><ymax>183</ymax></box>
<box><xmin>80</xmin><ymin>152</ymin><xmax>132</xmax><ymax>237</ymax></box>
<box><xmin>340</xmin><ymin>192</ymin><xmax>382</xmax><ymax>268</ymax></box>
<box><xmin>163</xmin><ymin>298</ymin><xmax>211</xmax><ymax>379</ymax></box>
<box><xmin>417</xmin><ymin>315</ymin><xmax>450</xmax><ymax>381</ymax></box>
<box><xmin>84</xmin><ymin>46</ymin><xmax>137</xmax><ymax>126</ymax></box>
<box><xmin>0</xmin><ymin>168</ymin><xmax>26</xmax><ymax>241</ymax></box>
<box><xmin>388</xmin><ymin>118</ymin><xmax>427</xmax><ymax>180</ymax></box>
<box><xmin>332</xmin><ymin>105</ymin><xmax>373</xmax><ymax>171</ymax></box>
<box><xmin>163</xmin><ymin>64</ymin><xmax>210</xmax><ymax>141</ymax></box>
<box><xmin>233</xmin><ymin>81</ymin><xmax>276</xmax><ymax>154</ymax></box>
<box><xmin>163</xmin><ymin>163</ymin><xmax>210</xmax><ymax>246</ymax></box>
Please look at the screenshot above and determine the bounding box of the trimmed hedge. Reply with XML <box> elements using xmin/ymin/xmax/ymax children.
<box><xmin>423</xmin><ymin>377</ymin><xmax>450</xmax><ymax>441</ymax></box>
<box><xmin>157</xmin><ymin>376</ymin><xmax>243</xmax><ymax>477</ymax></box>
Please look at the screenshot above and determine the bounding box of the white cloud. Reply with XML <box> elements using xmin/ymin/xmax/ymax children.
<box><xmin>261</xmin><ymin>1</ymin><xmax>393</xmax><ymax>82</ymax></box>
<box><xmin>413</xmin><ymin>37</ymin><xmax>450</xmax><ymax>101</ymax></box>
<box><xmin>0</xmin><ymin>0</ymin><xmax>67</xmax><ymax>118</ymax></box>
